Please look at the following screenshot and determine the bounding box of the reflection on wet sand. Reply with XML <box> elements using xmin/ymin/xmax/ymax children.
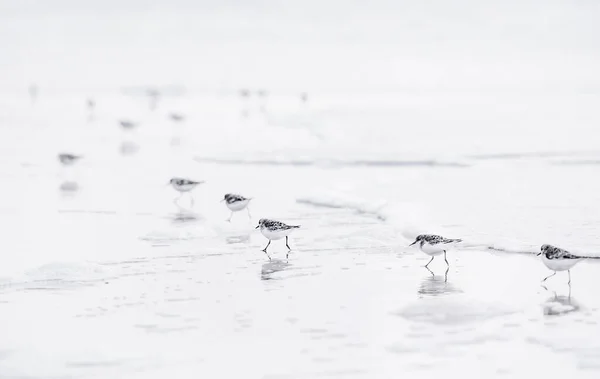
<box><xmin>542</xmin><ymin>285</ymin><xmax>579</xmax><ymax>316</ymax></box>
<box><xmin>261</xmin><ymin>259</ymin><xmax>290</xmax><ymax>281</ymax></box>
<box><xmin>119</xmin><ymin>141</ymin><xmax>139</xmax><ymax>156</ymax></box>
<box><xmin>417</xmin><ymin>268</ymin><xmax>461</xmax><ymax>297</ymax></box>
<box><xmin>59</xmin><ymin>181</ymin><xmax>79</xmax><ymax>195</ymax></box>
<box><xmin>171</xmin><ymin>210</ymin><xmax>201</xmax><ymax>224</ymax></box>
<box><xmin>226</xmin><ymin>235</ymin><xmax>250</xmax><ymax>244</ymax></box>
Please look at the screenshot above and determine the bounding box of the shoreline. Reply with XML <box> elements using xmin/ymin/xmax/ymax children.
<box><xmin>2</xmin><ymin>201</ymin><xmax>600</xmax><ymax>378</ymax></box>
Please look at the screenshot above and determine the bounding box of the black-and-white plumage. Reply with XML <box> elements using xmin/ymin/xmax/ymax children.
<box><xmin>169</xmin><ymin>177</ymin><xmax>204</xmax><ymax>207</ymax></box>
<box><xmin>222</xmin><ymin>193</ymin><xmax>252</xmax><ymax>222</ymax></box>
<box><xmin>409</xmin><ymin>234</ymin><xmax>462</xmax><ymax>268</ymax></box>
<box><xmin>255</xmin><ymin>218</ymin><xmax>300</xmax><ymax>259</ymax></box>
<box><xmin>58</xmin><ymin>153</ymin><xmax>82</xmax><ymax>166</ymax></box>
<box><xmin>169</xmin><ymin>178</ymin><xmax>203</xmax><ymax>192</ymax></box>
<box><xmin>537</xmin><ymin>244</ymin><xmax>584</xmax><ymax>284</ymax></box>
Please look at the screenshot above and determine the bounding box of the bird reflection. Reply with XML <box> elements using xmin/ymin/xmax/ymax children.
<box><xmin>87</xmin><ymin>97</ymin><xmax>95</xmax><ymax>122</ymax></box>
<box><xmin>300</xmin><ymin>92</ymin><xmax>308</xmax><ymax>104</ymax></box>
<box><xmin>226</xmin><ymin>235</ymin><xmax>251</xmax><ymax>244</ymax></box>
<box><xmin>239</xmin><ymin>88</ymin><xmax>251</xmax><ymax>118</ymax></box>
<box><xmin>147</xmin><ymin>89</ymin><xmax>160</xmax><ymax>111</ymax></box>
<box><xmin>257</xmin><ymin>89</ymin><xmax>268</xmax><ymax>113</ymax></box>
<box><xmin>261</xmin><ymin>259</ymin><xmax>290</xmax><ymax>281</ymax></box>
<box><xmin>29</xmin><ymin>84</ymin><xmax>38</xmax><ymax>104</ymax></box>
<box><xmin>170</xmin><ymin>202</ymin><xmax>200</xmax><ymax>224</ymax></box>
<box><xmin>171</xmin><ymin>211</ymin><xmax>199</xmax><ymax>224</ymax></box>
<box><xmin>119</xmin><ymin>141</ymin><xmax>139</xmax><ymax>156</ymax></box>
<box><xmin>59</xmin><ymin>181</ymin><xmax>79</xmax><ymax>194</ymax></box>
<box><xmin>541</xmin><ymin>284</ymin><xmax>579</xmax><ymax>316</ymax></box>
<box><xmin>119</xmin><ymin>120</ymin><xmax>138</xmax><ymax>130</ymax></box>
<box><xmin>417</xmin><ymin>267</ymin><xmax>460</xmax><ymax>297</ymax></box>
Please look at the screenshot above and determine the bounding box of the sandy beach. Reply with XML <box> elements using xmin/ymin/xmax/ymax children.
<box><xmin>3</xmin><ymin>0</ymin><xmax>600</xmax><ymax>377</ymax></box>
<box><xmin>2</xmin><ymin>187</ymin><xmax>600</xmax><ymax>378</ymax></box>
<box><xmin>3</xmin><ymin>148</ymin><xmax>600</xmax><ymax>378</ymax></box>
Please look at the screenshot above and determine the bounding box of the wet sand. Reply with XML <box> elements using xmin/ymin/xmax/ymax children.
<box><xmin>2</xmin><ymin>196</ymin><xmax>600</xmax><ymax>378</ymax></box>
<box><xmin>2</xmin><ymin>90</ymin><xmax>600</xmax><ymax>378</ymax></box>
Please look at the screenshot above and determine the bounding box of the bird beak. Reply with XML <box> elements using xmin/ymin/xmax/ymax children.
<box><xmin>409</xmin><ymin>240</ymin><xmax>417</xmax><ymax>246</ymax></box>
<box><xmin>536</xmin><ymin>252</ymin><xmax>541</xmax><ymax>256</ymax></box>
<box><xmin>255</xmin><ymin>225</ymin><xmax>260</xmax><ymax>229</ymax></box>
<box><xmin>220</xmin><ymin>199</ymin><xmax>224</xmax><ymax>202</ymax></box>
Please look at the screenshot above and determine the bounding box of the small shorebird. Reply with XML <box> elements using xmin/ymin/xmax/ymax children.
<box><xmin>409</xmin><ymin>234</ymin><xmax>462</xmax><ymax>268</ymax></box>
<box><xmin>256</xmin><ymin>89</ymin><xmax>268</xmax><ymax>113</ymax></box>
<box><xmin>147</xmin><ymin>89</ymin><xmax>160</xmax><ymax>111</ymax></box>
<box><xmin>29</xmin><ymin>84</ymin><xmax>38</xmax><ymax>103</ymax></box>
<box><xmin>58</xmin><ymin>153</ymin><xmax>82</xmax><ymax>166</ymax></box>
<box><xmin>168</xmin><ymin>112</ymin><xmax>185</xmax><ymax>122</ymax></box>
<box><xmin>256</xmin><ymin>218</ymin><xmax>300</xmax><ymax>259</ymax></box>
<box><xmin>222</xmin><ymin>193</ymin><xmax>252</xmax><ymax>222</ymax></box>
<box><xmin>538</xmin><ymin>244</ymin><xmax>584</xmax><ymax>284</ymax></box>
<box><xmin>239</xmin><ymin>88</ymin><xmax>251</xmax><ymax>99</ymax></box>
<box><xmin>168</xmin><ymin>177</ymin><xmax>204</xmax><ymax>206</ymax></box>
<box><xmin>300</xmin><ymin>92</ymin><xmax>308</xmax><ymax>104</ymax></box>
<box><xmin>119</xmin><ymin>120</ymin><xmax>137</xmax><ymax>130</ymax></box>
<box><xmin>87</xmin><ymin>98</ymin><xmax>95</xmax><ymax>122</ymax></box>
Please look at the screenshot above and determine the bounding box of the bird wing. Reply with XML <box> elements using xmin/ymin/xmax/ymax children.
<box><xmin>547</xmin><ymin>246</ymin><xmax>581</xmax><ymax>260</ymax></box>
<box><xmin>264</xmin><ymin>220</ymin><xmax>292</xmax><ymax>230</ymax></box>
<box><xmin>226</xmin><ymin>194</ymin><xmax>246</xmax><ymax>203</ymax></box>
<box><xmin>558</xmin><ymin>250</ymin><xmax>582</xmax><ymax>260</ymax></box>
<box><xmin>440</xmin><ymin>238</ymin><xmax>461</xmax><ymax>244</ymax></box>
<box><xmin>426</xmin><ymin>235</ymin><xmax>461</xmax><ymax>245</ymax></box>
<box><xmin>423</xmin><ymin>235</ymin><xmax>445</xmax><ymax>245</ymax></box>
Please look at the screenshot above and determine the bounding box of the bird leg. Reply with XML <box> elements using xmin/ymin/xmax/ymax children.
<box><xmin>226</xmin><ymin>211</ymin><xmax>233</xmax><ymax>222</ymax></box>
<box><xmin>173</xmin><ymin>193</ymin><xmax>183</xmax><ymax>205</ymax></box>
<box><xmin>425</xmin><ymin>266</ymin><xmax>434</xmax><ymax>277</ymax></box>
<box><xmin>262</xmin><ymin>240</ymin><xmax>271</xmax><ymax>253</ymax></box>
<box><xmin>542</xmin><ymin>272</ymin><xmax>556</xmax><ymax>282</ymax></box>
<box><xmin>285</xmin><ymin>236</ymin><xmax>292</xmax><ymax>250</ymax></box>
<box><xmin>444</xmin><ymin>250</ymin><xmax>449</xmax><ymax>266</ymax></box>
<box><xmin>568</xmin><ymin>270</ymin><xmax>571</xmax><ymax>285</ymax></box>
<box><xmin>246</xmin><ymin>207</ymin><xmax>251</xmax><ymax>219</ymax></box>
<box><xmin>424</xmin><ymin>256</ymin><xmax>434</xmax><ymax>268</ymax></box>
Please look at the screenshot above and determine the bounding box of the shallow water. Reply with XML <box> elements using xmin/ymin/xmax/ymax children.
<box><xmin>2</xmin><ymin>194</ymin><xmax>600</xmax><ymax>378</ymax></box>
<box><xmin>2</xmin><ymin>0</ymin><xmax>600</xmax><ymax>375</ymax></box>
<box><xmin>2</xmin><ymin>89</ymin><xmax>600</xmax><ymax>378</ymax></box>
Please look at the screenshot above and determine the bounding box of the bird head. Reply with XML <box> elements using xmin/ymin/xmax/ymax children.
<box><xmin>538</xmin><ymin>244</ymin><xmax>551</xmax><ymax>256</ymax></box>
<box><xmin>409</xmin><ymin>235</ymin><xmax>424</xmax><ymax>246</ymax></box>
<box><xmin>255</xmin><ymin>218</ymin><xmax>266</xmax><ymax>229</ymax></box>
